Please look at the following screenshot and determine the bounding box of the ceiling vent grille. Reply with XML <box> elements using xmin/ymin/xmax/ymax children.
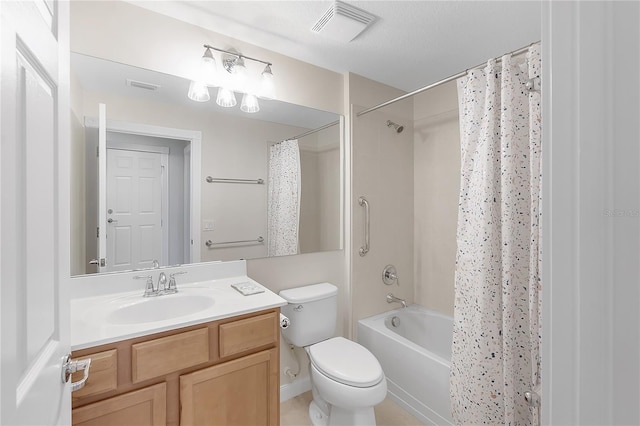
<box><xmin>311</xmin><ymin>1</ymin><xmax>376</xmax><ymax>42</ymax></box>
<box><xmin>126</xmin><ymin>79</ymin><xmax>160</xmax><ymax>91</ymax></box>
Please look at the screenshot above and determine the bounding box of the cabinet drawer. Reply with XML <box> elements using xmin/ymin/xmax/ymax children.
<box><xmin>72</xmin><ymin>382</ymin><xmax>166</xmax><ymax>426</ymax></box>
<box><xmin>132</xmin><ymin>328</ymin><xmax>209</xmax><ymax>383</ymax></box>
<box><xmin>219</xmin><ymin>312</ymin><xmax>278</xmax><ymax>358</ymax></box>
<box><xmin>72</xmin><ymin>349</ymin><xmax>117</xmax><ymax>400</ymax></box>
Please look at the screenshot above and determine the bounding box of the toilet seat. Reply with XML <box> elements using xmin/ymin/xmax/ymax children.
<box><xmin>308</xmin><ymin>337</ymin><xmax>384</xmax><ymax>388</ymax></box>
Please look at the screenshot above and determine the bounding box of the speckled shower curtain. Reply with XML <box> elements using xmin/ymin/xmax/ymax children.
<box><xmin>267</xmin><ymin>139</ymin><xmax>301</xmax><ymax>257</ymax></box>
<box><xmin>450</xmin><ymin>44</ymin><xmax>541</xmax><ymax>425</ymax></box>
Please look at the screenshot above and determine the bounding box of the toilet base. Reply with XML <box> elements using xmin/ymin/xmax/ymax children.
<box><xmin>309</xmin><ymin>400</ymin><xmax>329</xmax><ymax>426</ymax></box>
<box><xmin>309</xmin><ymin>399</ymin><xmax>378</xmax><ymax>426</ymax></box>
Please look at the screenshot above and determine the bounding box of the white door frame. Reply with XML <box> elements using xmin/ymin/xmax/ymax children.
<box><xmin>543</xmin><ymin>1</ymin><xmax>640</xmax><ymax>424</ymax></box>
<box><xmin>85</xmin><ymin>117</ymin><xmax>202</xmax><ymax>264</ymax></box>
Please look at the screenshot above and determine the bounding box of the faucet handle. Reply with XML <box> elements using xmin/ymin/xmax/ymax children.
<box><xmin>166</xmin><ymin>271</ymin><xmax>187</xmax><ymax>294</ymax></box>
<box><xmin>134</xmin><ymin>275</ymin><xmax>155</xmax><ymax>297</ymax></box>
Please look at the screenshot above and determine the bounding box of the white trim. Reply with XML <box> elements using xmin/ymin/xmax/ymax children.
<box><xmin>84</xmin><ymin>116</ymin><xmax>202</xmax><ymax>264</ymax></box>
<box><xmin>280</xmin><ymin>376</ymin><xmax>311</xmax><ymax>403</ymax></box>
<box><xmin>544</xmin><ymin>2</ymin><xmax>640</xmax><ymax>424</ymax></box>
<box><xmin>107</xmin><ymin>141</ymin><xmax>169</xmax><ymax>155</ymax></box>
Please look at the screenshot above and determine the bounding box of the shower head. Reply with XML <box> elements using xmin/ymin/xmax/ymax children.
<box><xmin>386</xmin><ymin>120</ymin><xmax>404</xmax><ymax>133</ymax></box>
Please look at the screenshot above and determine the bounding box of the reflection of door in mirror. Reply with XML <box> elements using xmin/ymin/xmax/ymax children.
<box><xmin>106</xmin><ymin>148</ymin><xmax>166</xmax><ymax>272</ymax></box>
<box><xmin>84</xmin><ymin>115</ymin><xmax>192</xmax><ymax>274</ymax></box>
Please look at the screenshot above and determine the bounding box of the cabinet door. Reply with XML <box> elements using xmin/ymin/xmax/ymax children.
<box><xmin>72</xmin><ymin>382</ymin><xmax>166</xmax><ymax>426</ymax></box>
<box><xmin>180</xmin><ymin>348</ymin><xmax>279</xmax><ymax>426</ymax></box>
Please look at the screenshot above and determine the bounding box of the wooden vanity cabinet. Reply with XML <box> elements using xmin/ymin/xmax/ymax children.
<box><xmin>71</xmin><ymin>308</ymin><xmax>280</xmax><ymax>426</ymax></box>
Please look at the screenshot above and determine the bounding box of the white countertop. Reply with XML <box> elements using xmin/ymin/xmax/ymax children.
<box><xmin>71</xmin><ymin>275</ymin><xmax>286</xmax><ymax>351</ymax></box>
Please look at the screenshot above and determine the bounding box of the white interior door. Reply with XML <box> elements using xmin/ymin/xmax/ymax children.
<box><xmin>0</xmin><ymin>1</ymin><xmax>71</xmax><ymax>424</ymax></box>
<box><xmin>106</xmin><ymin>148</ymin><xmax>165</xmax><ymax>272</ymax></box>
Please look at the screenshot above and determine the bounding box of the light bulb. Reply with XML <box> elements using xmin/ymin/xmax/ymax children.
<box><xmin>258</xmin><ymin>64</ymin><xmax>276</xmax><ymax>100</ymax></box>
<box><xmin>200</xmin><ymin>47</ymin><xmax>219</xmax><ymax>87</ymax></box>
<box><xmin>216</xmin><ymin>87</ymin><xmax>237</xmax><ymax>108</ymax></box>
<box><xmin>241</xmin><ymin>93</ymin><xmax>260</xmax><ymax>113</ymax></box>
<box><xmin>187</xmin><ymin>80</ymin><xmax>210</xmax><ymax>102</ymax></box>
<box><xmin>231</xmin><ymin>56</ymin><xmax>248</xmax><ymax>92</ymax></box>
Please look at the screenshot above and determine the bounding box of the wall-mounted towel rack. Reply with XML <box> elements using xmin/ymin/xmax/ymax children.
<box><xmin>206</xmin><ymin>236</ymin><xmax>264</xmax><ymax>248</ymax></box>
<box><xmin>206</xmin><ymin>176</ymin><xmax>264</xmax><ymax>184</ymax></box>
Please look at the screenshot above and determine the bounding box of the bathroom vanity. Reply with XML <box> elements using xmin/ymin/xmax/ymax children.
<box><xmin>69</xmin><ymin>261</ymin><xmax>285</xmax><ymax>426</ymax></box>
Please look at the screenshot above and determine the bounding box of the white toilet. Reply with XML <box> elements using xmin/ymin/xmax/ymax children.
<box><xmin>280</xmin><ymin>283</ymin><xmax>387</xmax><ymax>426</ymax></box>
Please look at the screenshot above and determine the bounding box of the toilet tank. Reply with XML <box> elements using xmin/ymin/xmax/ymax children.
<box><xmin>279</xmin><ymin>283</ymin><xmax>338</xmax><ymax>347</ymax></box>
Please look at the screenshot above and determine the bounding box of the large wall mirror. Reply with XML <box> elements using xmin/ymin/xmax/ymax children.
<box><xmin>70</xmin><ymin>53</ymin><xmax>343</xmax><ymax>276</ymax></box>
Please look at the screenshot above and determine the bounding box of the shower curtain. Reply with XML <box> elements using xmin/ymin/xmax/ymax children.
<box><xmin>267</xmin><ymin>139</ymin><xmax>301</xmax><ymax>256</ymax></box>
<box><xmin>450</xmin><ymin>44</ymin><xmax>541</xmax><ymax>425</ymax></box>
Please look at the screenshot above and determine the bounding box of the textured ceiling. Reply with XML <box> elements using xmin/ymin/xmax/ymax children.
<box><xmin>128</xmin><ymin>0</ymin><xmax>542</xmax><ymax>92</ymax></box>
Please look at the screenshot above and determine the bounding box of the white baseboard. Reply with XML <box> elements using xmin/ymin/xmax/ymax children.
<box><xmin>280</xmin><ymin>376</ymin><xmax>312</xmax><ymax>402</ymax></box>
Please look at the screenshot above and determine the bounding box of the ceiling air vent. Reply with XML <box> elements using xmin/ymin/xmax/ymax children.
<box><xmin>126</xmin><ymin>78</ymin><xmax>160</xmax><ymax>91</ymax></box>
<box><xmin>311</xmin><ymin>1</ymin><xmax>376</xmax><ymax>42</ymax></box>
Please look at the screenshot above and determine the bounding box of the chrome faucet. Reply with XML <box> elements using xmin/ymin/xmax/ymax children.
<box><xmin>157</xmin><ymin>272</ymin><xmax>167</xmax><ymax>293</ymax></box>
<box><xmin>386</xmin><ymin>293</ymin><xmax>407</xmax><ymax>308</ymax></box>
<box><xmin>134</xmin><ymin>270</ymin><xmax>186</xmax><ymax>297</ymax></box>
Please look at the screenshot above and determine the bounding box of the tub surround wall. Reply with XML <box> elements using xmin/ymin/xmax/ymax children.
<box><xmin>412</xmin><ymin>81</ymin><xmax>460</xmax><ymax>317</ymax></box>
<box><xmin>347</xmin><ymin>73</ymin><xmax>415</xmax><ymax>335</ymax></box>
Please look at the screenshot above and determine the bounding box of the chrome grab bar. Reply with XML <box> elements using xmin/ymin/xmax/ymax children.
<box><xmin>206</xmin><ymin>236</ymin><xmax>264</xmax><ymax>248</ymax></box>
<box><xmin>358</xmin><ymin>196</ymin><xmax>370</xmax><ymax>256</ymax></box>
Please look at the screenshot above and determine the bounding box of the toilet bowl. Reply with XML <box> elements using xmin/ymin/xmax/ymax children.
<box><xmin>306</xmin><ymin>337</ymin><xmax>387</xmax><ymax>425</ymax></box>
<box><xmin>279</xmin><ymin>283</ymin><xmax>387</xmax><ymax>426</ymax></box>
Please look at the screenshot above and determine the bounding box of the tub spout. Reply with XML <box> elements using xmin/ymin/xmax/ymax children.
<box><xmin>386</xmin><ymin>293</ymin><xmax>406</xmax><ymax>308</ymax></box>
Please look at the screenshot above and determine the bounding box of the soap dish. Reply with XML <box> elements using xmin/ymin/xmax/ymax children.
<box><xmin>231</xmin><ymin>282</ymin><xmax>265</xmax><ymax>296</ymax></box>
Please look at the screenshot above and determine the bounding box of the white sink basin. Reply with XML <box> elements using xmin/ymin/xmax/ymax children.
<box><xmin>106</xmin><ymin>293</ymin><xmax>215</xmax><ymax>325</ymax></box>
<box><xmin>83</xmin><ymin>289</ymin><xmax>216</xmax><ymax>326</ymax></box>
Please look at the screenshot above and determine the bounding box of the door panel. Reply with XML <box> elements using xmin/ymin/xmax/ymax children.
<box><xmin>106</xmin><ymin>148</ymin><xmax>163</xmax><ymax>271</ymax></box>
<box><xmin>1</xmin><ymin>1</ymin><xmax>71</xmax><ymax>424</ymax></box>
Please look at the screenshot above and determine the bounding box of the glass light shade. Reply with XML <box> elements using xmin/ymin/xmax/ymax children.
<box><xmin>187</xmin><ymin>80</ymin><xmax>210</xmax><ymax>102</ymax></box>
<box><xmin>240</xmin><ymin>93</ymin><xmax>260</xmax><ymax>113</ymax></box>
<box><xmin>216</xmin><ymin>87</ymin><xmax>237</xmax><ymax>108</ymax></box>
<box><xmin>258</xmin><ymin>65</ymin><xmax>276</xmax><ymax>100</ymax></box>
<box><xmin>231</xmin><ymin>57</ymin><xmax>248</xmax><ymax>92</ymax></box>
<box><xmin>200</xmin><ymin>48</ymin><xmax>219</xmax><ymax>86</ymax></box>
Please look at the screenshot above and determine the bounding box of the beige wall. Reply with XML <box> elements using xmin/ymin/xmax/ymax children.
<box><xmin>70</xmin><ymin>1</ymin><xmax>343</xmax><ymax>114</ymax></box>
<box><xmin>79</xmin><ymin>90</ymin><xmax>309</xmax><ymax>262</ymax></box>
<box><xmin>70</xmin><ymin>0</ymin><xmax>347</xmax><ymax>390</ymax></box>
<box><xmin>348</xmin><ymin>73</ymin><xmax>415</xmax><ymax>336</ymax></box>
<box><xmin>413</xmin><ymin>81</ymin><xmax>460</xmax><ymax>317</ymax></box>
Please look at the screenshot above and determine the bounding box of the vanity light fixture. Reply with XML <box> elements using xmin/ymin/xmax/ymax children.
<box><xmin>188</xmin><ymin>44</ymin><xmax>276</xmax><ymax>113</ymax></box>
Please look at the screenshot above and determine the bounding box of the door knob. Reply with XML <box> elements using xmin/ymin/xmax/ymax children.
<box><xmin>107</xmin><ymin>218</ymin><xmax>117</xmax><ymax>223</ymax></box>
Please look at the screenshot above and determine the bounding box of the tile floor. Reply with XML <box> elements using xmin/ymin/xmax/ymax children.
<box><xmin>281</xmin><ymin>391</ymin><xmax>423</xmax><ymax>426</ymax></box>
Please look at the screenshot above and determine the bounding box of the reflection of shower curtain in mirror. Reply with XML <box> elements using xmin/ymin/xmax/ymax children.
<box><xmin>267</xmin><ymin>139</ymin><xmax>301</xmax><ymax>256</ymax></box>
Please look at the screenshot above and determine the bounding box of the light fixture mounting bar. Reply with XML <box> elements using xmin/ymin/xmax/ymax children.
<box><xmin>203</xmin><ymin>44</ymin><xmax>272</xmax><ymax>66</ymax></box>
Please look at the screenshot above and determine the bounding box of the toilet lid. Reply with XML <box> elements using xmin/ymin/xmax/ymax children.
<box><xmin>308</xmin><ymin>337</ymin><xmax>384</xmax><ymax>388</ymax></box>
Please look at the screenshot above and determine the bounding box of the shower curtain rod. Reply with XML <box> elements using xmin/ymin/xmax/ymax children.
<box><xmin>356</xmin><ymin>41</ymin><xmax>540</xmax><ymax>117</ymax></box>
<box><xmin>286</xmin><ymin>119</ymin><xmax>340</xmax><ymax>141</ymax></box>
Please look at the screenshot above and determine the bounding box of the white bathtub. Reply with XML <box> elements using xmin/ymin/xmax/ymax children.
<box><xmin>358</xmin><ymin>305</ymin><xmax>453</xmax><ymax>425</ymax></box>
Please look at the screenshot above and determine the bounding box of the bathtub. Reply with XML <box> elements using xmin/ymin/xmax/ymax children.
<box><xmin>358</xmin><ymin>305</ymin><xmax>453</xmax><ymax>425</ymax></box>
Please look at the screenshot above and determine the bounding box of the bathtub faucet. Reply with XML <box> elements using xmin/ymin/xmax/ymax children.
<box><xmin>386</xmin><ymin>293</ymin><xmax>406</xmax><ymax>308</ymax></box>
